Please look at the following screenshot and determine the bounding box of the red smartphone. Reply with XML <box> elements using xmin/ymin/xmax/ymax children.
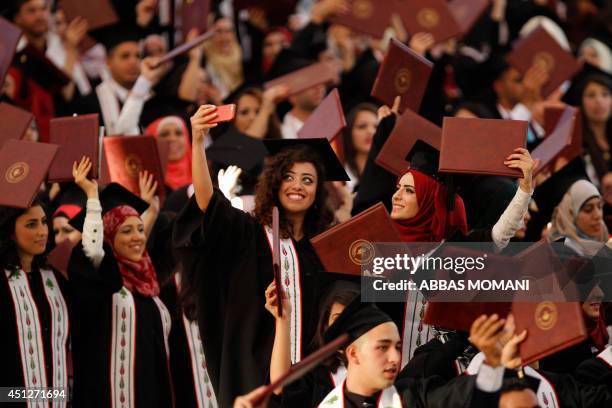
<box><xmin>209</xmin><ymin>104</ymin><xmax>236</xmax><ymax>124</ymax></box>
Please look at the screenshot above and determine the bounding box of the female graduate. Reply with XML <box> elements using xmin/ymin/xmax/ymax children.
<box><xmin>173</xmin><ymin>105</ymin><xmax>350</xmax><ymax>407</ymax></box>
<box><xmin>67</xmin><ymin>158</ymin><xmax>173</xmax><ymax>408</ymax></box>
<box><xmin>0</xmin><ymin>199</ymin><xmax>70</xmax><ymax>404</ymax></box>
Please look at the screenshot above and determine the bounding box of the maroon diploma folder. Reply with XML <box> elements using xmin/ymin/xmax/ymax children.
<box><xmin>103</xmin><ymin>135</ymin><xmax>165</xmax><ymax>202</ymax></box>
<box><xmin>264</xmin><ymin>62</ymin><xmax>338</xmax><ymax>96</ymax></box>
<box><xmin>513</xmin><ymin>301</ymin><xmax>587</xmax><ymax>365</ymax></box>
<box><xmin>48</xmin><ymin>114</ymin><xmax>101</xmax><ymax>182</ymax></box>
<box><xmin>0</xmin><ymin>102</ymin><xmax>34</xmax><ymax>149</ymax></box>
<box><xmin>0</xmin><ymin>140</ymin><xmax>59</xmax><ymax>208</ymax></box>
<box><xmin>297</xmin><ymin>89</ymin><xmax>346</xmax><ymax>141</ymax></box>
<box><xmin>371</xmin><ymin>38</ymin><xmax>433</xmax><ymax>114</ymax></box>
<box><xmin>506</xmin><ymin>26</ymin><xmax>582</xmax><ymax>97</ymax></box>
<box><xmin>311</xmin><ymin>203</ymin><xmax>403</xmax><ymax>276</ymax></box>
<box><xmin>439</xmin><ymin>117</ymin><xmax>527</xmax><ymax>178</ymax></box>
<box><xmin>376</xmin><ymin>109</ymin><xmax>441</xmax><ymax>176</ymax></box>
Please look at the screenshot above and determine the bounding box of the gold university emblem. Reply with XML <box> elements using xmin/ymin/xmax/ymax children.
<box><xmin>5</xmin><ymin>162</ymin><xmax>29</xmax><ymax>184</ymax></box>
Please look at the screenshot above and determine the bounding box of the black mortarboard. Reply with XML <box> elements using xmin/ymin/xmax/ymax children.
<box><xmin>262</xmin><ymin>138</ymin><xmax>350</xmax><ymax>182</ymax></box>
<box><xmin>70</xmin><ymin>183</ymin><xmax>149</xmax><ymax>232</ymax></box>
<box><xmin>323</xmin><ymin>297</ymin><xmax>393</xmax><ymax>344</ymax></box>
<box><xmin>94</xmin><ymin>23</ymin><xmax>142</xmax><ymax>53</ymax></box>
<box><xmin>405</xmin><ymin>139</ymin><xmax>443</xmax><ymax>183</ymax></box>
<box><xmin>51</xmin><ymin>184</ymin><xmax>87</xmax><ymax>217</ymax></box>
<box><xmin>206</xmin><ymin>127</ymin><xmax>267</xmax><ymax>172</ymax></box>
<box><xmin>562</xmin><ymin>63</ymin><xmax>612</xmax><ymax>106</ymax></box>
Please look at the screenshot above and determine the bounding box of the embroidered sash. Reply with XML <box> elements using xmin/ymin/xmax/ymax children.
<box><xmin>401</xmin><ymin>290</ymin><xmax>432</xmax><ymax>368</ymax></box>
<box><xmin>466</xmin><ymin>352</ymin><xmax>559</xmax><ymax>408</ymax></box>
<box><xmin>5</xmin><ymin>269</ymin><xmax>69</xmax><ymax>408</ymax></box>
<box><xmin>319</xmin><ymin>380</ymin><xmax>403</xmax><ymax>408</ymax></box>
<box><xmin>174</xmin><ymin>274</ymin><xmax>218</xmax><ymax>408</ymax></box>
<box><xmin>110</xmin><ymin>287</ymin><xmax>172</xmax><ymax>408</ymax></box>
<box><xmin>264</xmin><ymin>225</ymin><xmax>303</xmax><ymax>364</ymax></box>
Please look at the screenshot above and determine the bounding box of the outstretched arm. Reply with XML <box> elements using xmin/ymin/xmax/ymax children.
<box><xmin>190</xmin><ymin>105</ymin><xmax>219</xmax><ymax>211</ymax></box>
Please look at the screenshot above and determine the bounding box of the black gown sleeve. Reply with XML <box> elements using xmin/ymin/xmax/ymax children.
<box><xmin>396</xmin><ymin>374</ymin><xmax>498</xmax><ymax>408</ymax></box>
<box><xmin>173</xmin><ymin>188</ymin><xmax>257</xmax><ymax>253</ymax></box>
<box><xmin>402</xmin><ymin>335</ymin><xmax>470</xmax><ymax>382</ymax></box>
<box><xmin>67</xmin><ymin>241</ymin><xmax>123</xmax><ymax>302</ymax></box>
<box><xmin>352</xmin><ymin>114</ymin><xmax>398</xmax><ymax>215</ymax></box>
<box><xmin>574</xmin><ymin>357</ymin><xmax>612</xmax><ymax>388</ymax></box>
<box><xmin>541</xmin><ymin>369</ymin><xmax>612</xmax><ymax>407</ymax></box>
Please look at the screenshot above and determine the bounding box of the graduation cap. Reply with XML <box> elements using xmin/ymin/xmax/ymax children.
<box><xmin>70</xmin><ymin>183</ymin><xmax>149</xmax><ymax>232</ymax></box>
<box><xmin>323</xmin><ymin>297</ymin><xmax>393</xmax><ymax>344</ymax></box>
<box><xmin>562</xmin><ymin>63</ymin><xmax>612</xmax><ymax>106</ymax></box>
<box><xmin>206</xmin><ymin>128</ymin><xmax>267</xmax><ymax>172</ymax></box>
<box><xmin>262</xmin><ymin>138</ymin><xmax>350</xmax><ymax>182</ymax></box>
<box><xmin>52</xmin><ymin>184</ymin><xmax>87</xmax><ymax>220</ymax></box>
<box><xmin>94</xmin><ymin>23</ymin><xmax>142</xmax><ymax>53</ymax></box>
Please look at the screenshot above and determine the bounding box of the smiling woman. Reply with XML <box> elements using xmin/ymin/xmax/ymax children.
<box><xmin>0</xmin><ymin>200</ymin><xmax>70</xmax><ymax>397</ymax></box>
<box><xmin>173</xmin><ymin>104</ymin><xmax>351</xmax><ymax>407</ymax></box>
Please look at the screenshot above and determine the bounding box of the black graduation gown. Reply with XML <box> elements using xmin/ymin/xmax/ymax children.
<box><xmin>340</xmin><ymin>374</ymin><xmax>496</xmax><ymax>408</ymax></box>
<box><xmin>0</xmin><ymin>267</ymin><xmax>69</xmax><ymax>393</ymax></box>
<box><xmin>538</xmin><ymin>369</ymin><xmax>612</xmax><ymax>407</ymax></box>
<box><xmin>276</xmin><ymin>365</ymin><xmax>336</xmax><ymax>408</ymax></box>
<box><xmin>68</xmin><ymin>243</ymin><xmax>173</xmax><ymax>408</ymax></box>
<box><xmin>575</xmin><ymin>356</ymin><xmax>612</xmax><ymax>388</ymax></box>
<box><xmin>172</xmin><ymin>190</ymin><xmax>326</xmax><ymax>408</ymax></box>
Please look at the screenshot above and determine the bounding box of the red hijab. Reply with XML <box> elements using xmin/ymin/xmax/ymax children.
<box><xmin>103</xmin><ymin>206</ymin><xmax>159</xmax><ymax>297</ymax></box>
<box><xmin>145</xmin><ymin>116</ymin><xmax>192</xmax><ymax>190</ymax></box>
<box><xmin>393</xmin><ymin>169</ymin><xmax>468</xmax><ymax>242</ymax></box>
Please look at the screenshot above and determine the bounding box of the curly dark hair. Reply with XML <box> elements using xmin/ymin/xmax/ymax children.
<box><xmin>252</xmin><ymin>146</ymin><xmax>335</xmax><ymax>239</ymax></box>
<box><xmin>0</xmin><ymin>200</ymin><xmax>49</xmax><ymax>275</ymax></box>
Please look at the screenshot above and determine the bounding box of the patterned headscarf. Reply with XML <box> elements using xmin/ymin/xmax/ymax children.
<box><xmin>103</xmin><ymin>206</ymin><xmax>159</xmax><ymax>297</ymax></box>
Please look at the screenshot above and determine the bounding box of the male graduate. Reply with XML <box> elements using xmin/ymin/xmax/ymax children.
<box><xmin>316</xmin><ymin>298</ymin><xmax>509</xmax><ymax>408</ymax></box>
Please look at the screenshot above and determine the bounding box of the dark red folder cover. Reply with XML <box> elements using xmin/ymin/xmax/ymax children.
<box><xmin>0</xmin><ymin>17</ymin><xmax>22</xmax><ymax>87</ymax></box>
<box><xmin>297</xmin><ymin>89</ymin><xmax>346</xmax><ymax>141</ymax></box>
<box><xmin>371</xmin><ymin>38</ymin><xmax>433</xmax><ymax>113</ymax></box>
<box><xmin>395</xmin><ymin>0</ymin><xmax>463</xmax><ymax>44</ymax></box>
<box><xmin>0</xmin><ymin>102</ymin><xmax>34</xmax><ymax>149</ymax></box>
<box><xmin>330</xmin><ymin>0</ymin><xmax>393</xmax><ymax>38</ymax></box>
<box><xmin>310</xmin><ymin>203</ymin><xmax>403</xmax><ymax>276</ymax></box>
<box><xmin>439</xmin><ymin>117</ymin><xmax>527</xmax><ymax>178</ymax></box>
<box><xmin>506</xmin><ymin>26</ymin><xmax>582</xmax><ymax>97</ymax></box>
<box><xmin>48</xmin><ymin>114</ymin><xmax>100</xmax><ymax>182</ymax></box>
<box><xmin>513</xmin><ymin>301</ymin><xmax>587</xmax><ymax>365</ymax></box>
<box><xmin>0</xmin><ymin>139</ymin><xmax>59</xmax><ymax>208</ymax></box>
<box><xmin>103</xmin><ymin>135</ymin><xmax>165</xmax><ymax>202</ymax></box>
<box><xmin>264</xmin><ymin>62</ymin><xmax>338</xmax><ymax>96</ymax></box>
<box><xmin>376</xmin><ymin>109</ymin><xmax>441</xmax><ymax>176</ymax></box>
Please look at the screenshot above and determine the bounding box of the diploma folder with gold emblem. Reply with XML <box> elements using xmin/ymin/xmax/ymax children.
<box><xmin>395</xmin><ymin>0</ymin><xmax>463</xmax><ymax>44</ymax></box>
<box><xmin>375</xmin><ymin>109</ymin><xmax>441</xmax><ymax>176</ymax></box>
<box><xmin>310</xmin><ymin>203</ymin><xmax>403</xmax><ymax>276</ymax></box>
<box><xmin>48</xmin><ymin>114</ymin><xmax>101</xmax><ymax>182</ymax></box>
<box><xmin>370</xmin><ymin>38</ymin><xmax>433</xmax><ymax>114</ymax></box>
<box><xmin>506</xmin><ymin>26</ymin><xmax>582</xmax><ymax>97</ymax></box>
<box><xmin>0</xmin><ymin>139</ymin><xmax>58</xmax><ymax>208</ymax></box>
<box><xmin>330</xmin><ymin>0</ymin><xmax>393</xmax><ymax>38</ymax></box>
<box><xmin>512</xmin><ymin>301</ymin><xmax>587</xmax><ymax>365</ymax></box>
<box><xmin>102</xmin><ymin>135</ymin><xmax>165</xmax><ymax>202</ymax></box>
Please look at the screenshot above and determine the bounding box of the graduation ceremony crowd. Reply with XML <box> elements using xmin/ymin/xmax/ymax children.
<box><xmin>2</xmin><ymin>0</ymin><xmax>612</xmax><ymax>407</ymax></box>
